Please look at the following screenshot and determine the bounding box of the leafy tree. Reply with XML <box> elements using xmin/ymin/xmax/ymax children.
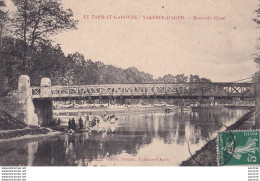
<box><xmin>156</xmin><ymin>74</ymin><xmax>175</xmax><ymax>83</ymax></box>
<box><xmin>253</xmin><ymin>2</ymin><xmax>260</xmax><ymax>64</ymax></box>
<box><xmin>175</xmin><ymin>74</ymin><xmax>188</xmax><ymax>83</ymax></box>
<box><xmin>0</xmin><ymin>37</ymin><xmax>24</xmax><ymax>95</ymax></box>
<box><xmin>11</xmin><ymin>0</ymin><xmax>78</xmax><ymax>70</ymax></box>
<box><xmin>0</xmin><ymin>0</ymin><xmax>7</xmax><ymax>50</ymax></box>
<box><xmin>189</xmin><ymin>74</ymin><xmax>201</xmax><ymax>83</ymax></box>
<box><xmin>189</xmin><ymin>75</ymin><xmax>211</xmax><ymax>83</ymax></box>
<box><xmin>200</xmin><ymin>77</ymin><xmax>211</xmax><ymax>83</ymax></box>
<box><xmin>124</xmin><ymin>67</ymin><xmax>153</xmax><ymax>83</ymax></box>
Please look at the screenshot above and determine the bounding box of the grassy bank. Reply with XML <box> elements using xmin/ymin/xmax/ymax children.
<box><xmin>180</xmin><ymin>109</ymin><xmax>255</xmax><ymax>166</ymax></box>
<box><xmin>0</xmin><ymin>110</ymin><xmax>57</xmax><ymax>142</ymax></box>
<box><xmin>0</xmin><ymin>128</ymin><xmax>50</xmax><ymax>140</ymax></box>
<box><xmin>0</xmin><ymin>111</ymin><xmax>27</xmax><ymax>130</ymax></box>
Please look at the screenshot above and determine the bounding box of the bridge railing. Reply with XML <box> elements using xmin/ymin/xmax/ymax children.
<box><xmin>30</xmin><ymin>82</ymin><xmax>256</xmax><ymax>99</ymax></box>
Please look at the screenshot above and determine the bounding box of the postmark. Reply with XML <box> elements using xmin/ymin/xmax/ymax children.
<box><xmin>187</xmin><ymin>124</ymin><xmax>235</xmax><ymax>166</ymax></box>
<box><xmin>217</xmin><ymin>130</ymin><xmax>260</xmax><ymax>166</ymax></box>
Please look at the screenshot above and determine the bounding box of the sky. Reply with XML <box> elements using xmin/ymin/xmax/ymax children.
<box><xmin>5</xmin><ymin>0</ymin><xmax>260</xmax><ymax>82</ymax></box>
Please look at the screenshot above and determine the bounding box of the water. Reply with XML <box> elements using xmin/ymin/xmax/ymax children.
<box><xmin>0</xmin><ymin>108</ymin><xmax>249</xmax><ymax>166</ymax></box>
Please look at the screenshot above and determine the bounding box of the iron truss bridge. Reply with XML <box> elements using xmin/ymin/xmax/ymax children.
<box><xmin>30</xmin><ymin>82</ymin><xmax>256</xmax><ymax>99</ymax></box>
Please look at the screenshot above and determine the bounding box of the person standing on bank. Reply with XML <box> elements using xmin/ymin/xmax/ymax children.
<box><xmin>79</xmin><ymin>117</ymin><xmax>83</xmax><ymax>130</ymax></box>
<box><xmin>68</xmin><ymin>119</ymin><xmax>72</xmax><ymax>130</ymax></box>
<box><xmin>71</xmin><ymin>117</ymin><xmax>76</xmax><ymax>130</ymax></box>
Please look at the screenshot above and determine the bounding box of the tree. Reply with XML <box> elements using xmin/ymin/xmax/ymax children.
<box><xmin>189</xmin><ymin>74</ymin><xmax>211</xmax><ymax>83</ymax></box>
<box><xmin>11</xmin><ymin>0</ymin><xmax>78</xmax><ymax>70</ymax></box>
<box><xmin>189</xmin><ymin>74</ymin><xmax>200</xmax><ymax>83</ymax></box>
<box><xmin>253</xmin><ymin>3</ymin><xmax>260</xmax><ymax>64</ymax></box>
<box><xmin>175</xmin><ymin>74</ymin><xmax>188</xmax><ymax>83</ymax></box>
<box><xmin>156</xmin><ymin>74</ymin><xmax>175</xmax><ymax>83</ymax></box>
<box><xmin>0</xmin><ymin>0</ymin><xmax>7</xmax><ymax>50</ymax></box>
<box><xmin>200</xmin><ymin>77</ymin><xmax>211</xmax><ymax>83</ymax></box>
<box><xmin>124</xmin><ymin>67</ymin><xmax>154</xmax><ymax>83</ymax></box>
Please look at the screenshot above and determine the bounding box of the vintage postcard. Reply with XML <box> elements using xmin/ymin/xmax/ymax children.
<box><xmin>0</xmin><ymin>0</ymin><xmax>259</xmax><ymax>167</ymax></box>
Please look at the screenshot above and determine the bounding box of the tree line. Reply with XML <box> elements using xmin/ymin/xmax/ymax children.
<box><xmin>0</xmin><ymin>0</ymin><xmax>211</xmax><ymax>96</ymax></box>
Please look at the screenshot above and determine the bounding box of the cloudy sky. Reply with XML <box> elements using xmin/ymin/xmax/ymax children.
<box><xmin>9</xmin><ymin>0</ymin><xmax>259</xmax><ymax>82</ymax></box>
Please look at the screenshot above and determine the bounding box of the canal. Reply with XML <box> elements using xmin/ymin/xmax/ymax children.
<box><xmin>0</xmin><ymin>108</ymin><xmax>249</xmax><ymax>166</ymax></box>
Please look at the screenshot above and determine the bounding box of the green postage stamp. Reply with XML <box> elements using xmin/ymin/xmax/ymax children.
<box><xmin>217</xmin><ymin>130</ymin><xmax>260</xmax><ymax>166</ymax></box>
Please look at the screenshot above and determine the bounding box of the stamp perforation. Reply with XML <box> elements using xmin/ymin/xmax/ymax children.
<box><xmin>217</xmin><ymin>129</ymin><xmax>260</xmax><ymax>166</ymax></box>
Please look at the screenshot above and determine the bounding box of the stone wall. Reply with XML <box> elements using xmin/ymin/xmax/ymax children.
<box><xmin>0</xmin><ymin>75</ymin><xmax>39</xmax><ymax>126</ymax></box>
<box><xmin>0</xmin><ymin>92</ymin><xmax>25</xmax><ymax>122</ymax></box>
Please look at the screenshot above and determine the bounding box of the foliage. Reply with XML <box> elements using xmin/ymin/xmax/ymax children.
<box><xmin>10</xmin><ymin>0</ymin><xmax>78</xmax><ymax>70</ymax></box>
<box><xmin>12</xmin><ymin>0</ymin><xmax>78</xmax><ymax>46</ymax></box>
<box><xmin>253</xmin><ymin>2</ymin><xmax>260</xmax><ymax>64</ymax></box>
<box><xmin>0</xmin><ymin>0</ymin><xmax>212</xmax><ymax>96</ymax></box>
<box><xmin>155</xmin><ymin>74</ymin><xmax>210</xmax><ymax>83</ymax></box>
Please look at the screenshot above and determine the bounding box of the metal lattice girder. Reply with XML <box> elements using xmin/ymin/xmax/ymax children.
<box><xmin>155</xmin><ymin>85</ymin><xmax>165</xmax><ymax>93</ymax></box>
<box><xmin>124</xmin><ymin>85</ymin><xmax>134</xmax><ymax>95</ymax></box>
<box><xmin>241</xmin><ymin>86</ymin><xmax>253</xmax><ymax>96</ymax></box>
<box><xmin>214</xmin><ymin>84</ymin><xmax>229</xmax><ymax>97</ymax></box>
<box><xmin>30</xmin><ymin>82</ymin><xmax>256</xmax><ymax>99</ymax></box>
<box><xmin>113</xmin><ymin>85</ymin><xmax>123</xmax><ymax>95</ymax></box>
<box><xmin>31</xmin><ymin>87</ymin><xmax>41</xmax><ymax>98</ymax></box>
<box><xmin>189</xmin><ymin>84</ymin><xmax>202</xmax><ymax>96</ymax></box>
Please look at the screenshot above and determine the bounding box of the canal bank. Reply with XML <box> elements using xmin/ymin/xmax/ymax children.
<box><xmin>0</xmin><ymin>110</ymin><xmax>61</xmax><ymax>143</ymax></box>
<box><xmin>0</xmin><ymin>106</ymin><xmax>168</xmax><ymax>142</ymax></box>
<box><xmin>180</xmin><ymin>109</ymin><xmax>255</xmax><ymax>166</ymax></box>
<box><xmin>0</xmin><ymin>128</ymin><xmax>62</xmax><ymax>143</ymax></box>
<box><xmin>0</xmin><ymin>107</ymin><xmax>164</xmax><ymax>142</ymax></box>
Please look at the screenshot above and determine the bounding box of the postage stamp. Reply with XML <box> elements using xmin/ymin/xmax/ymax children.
<box><xmin>218</xmin><ymin>130</ymin><xmax>260</xmax><ymax>166</ymax></box>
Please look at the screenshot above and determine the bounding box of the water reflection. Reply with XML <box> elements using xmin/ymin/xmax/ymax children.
<box><xmin>0</xmin><ymin>108</ymin><xmax>249</xmax><ymax>166</ymax></box>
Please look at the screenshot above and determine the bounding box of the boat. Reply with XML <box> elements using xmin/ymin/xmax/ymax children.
<box><xmin>90</xmin><ymin>115</ymin><xmax>118</xmax><ymax>133</ymax></box>
<box><xmin>59</xmin><ymin>104</ymin><xmax>73</xmax><ymax>108</ymax></box>
<box><xmin>165</xmin><ymin>104</ymin><xmax>177</xmax><ymax>113</ymax></box>
<box><xmin>181</xmin><ymin>106</ymin><xmax>192</xmax><ymax>112</ymax></box>
<box><xmin>154</xmin><ymin>103</ymin><xmax>166</xmax><ymax>107</ymax></box>
<box><xmin>165</xmin><ymin>107</ymin><xmax>174</xmax><ymax>113</ymax></box>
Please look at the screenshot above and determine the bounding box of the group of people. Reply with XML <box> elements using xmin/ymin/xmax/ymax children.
<box><xmin>67</xmin><ymin>113</ymin><xmax>118</xmax><ymax>132</ymax></box>
<box><xmin>68</xmin><ymin>117</ymin><xmax>84</xmax><ymax>131</ymax></box>
<box><xmin>91</xmin><ymin>116</ymin><xmax>100</xmax><ymax>127</ymax></box>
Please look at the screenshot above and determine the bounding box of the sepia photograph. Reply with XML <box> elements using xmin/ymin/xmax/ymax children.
<box><xmin>0</xmin><ymin>0</ymin><xmax>259</xmax><ymax>167</ymax></box>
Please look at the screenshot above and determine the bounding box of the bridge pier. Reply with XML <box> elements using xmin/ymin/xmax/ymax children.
<box><xmin>99</xmin><ymin>96</ymin><xmax>102</xmax><ymax>104</ymax></box>
<box><xmin>209</xmin><ymin>97</ymin><xmax>215</xmax><ymax>106</ymax></box>
<box><xmin>0</xmin><ymin>75</ymin><xmax>39</xmax><ymax>126</ymax></box>
<box><xmin>88</xmin><ymin>96</ymin><xmax>92</xmax><ymax>104</ymax></box>
<box><xmin>131</xmin><ymin>95</ymin><xmax>134</xmax><ymax>105</ymax></box>
<box><xmin>232</xmin><ymin>98</ymin><xmax>241</xmax><ymax>106</ymax></box>
<box><xmin>120</xmin><ymin>95</ymin><xmax>123</xmax><ymax>105</ymax></box>
<box><xmin>198</xmin><ymin>97</ymin><xmax>202</xmax><ymax>106</ymax></box>
<box><xmin>33</xmin><ymin>99</ymin><xmax>53</xmax><ymax>126</ymax></box>
<box><xmin>192</xmin><ymin>99</ymin><xmax>195</xmax><ymax>107</ymax></box>
<box><xmin>18</xmin><ymin>75</ymin><xmax>39</xmax><ymax>126</ymax></box>
<box><xmin>108</xmin><ymin>96</ymin><xmax>112</xmax><ymax>106</ymax></box>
